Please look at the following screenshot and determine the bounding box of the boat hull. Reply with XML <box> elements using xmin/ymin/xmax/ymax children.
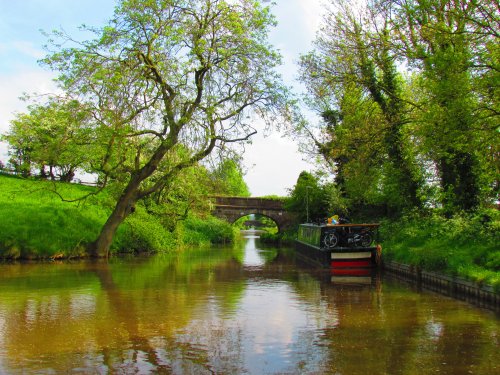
<box><xmin>295</xmin><ymin>223</ymin><xmax>380</xmax><ymax>270</ymax></box>
<box><xmin>296</xmin><ymin>240</ymin><xmax>377</xmax><ymax>269</ymax></box>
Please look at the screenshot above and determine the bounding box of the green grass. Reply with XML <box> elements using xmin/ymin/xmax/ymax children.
<box><xmin>379</xmin><ymin>209</ymin><xmax>500</xmax><ymax>291</ymax></box>
<box><xmin>0</xmin><ymin>174</ymin><xmax>107</xmax><ymax>259</ymax></box>
<box><xmin>0</xmin><ymin>174</ymin><xmax>234</xmax><ymax>259</ymax></box>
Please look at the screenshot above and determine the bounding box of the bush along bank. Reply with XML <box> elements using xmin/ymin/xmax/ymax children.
<box><xmin>259</xmin><ymin>230</ymin><xmax>296</xmax><ymax>246</ymax></box>
<box><xmin>0</xmin><ymin>174</ymin><xmax>235</xmax><ymax>260</ymax></box>
<box><xmin>379</xmin><ymin>210</ymin><xmax>500</xmax><ymax>292</ymax></box>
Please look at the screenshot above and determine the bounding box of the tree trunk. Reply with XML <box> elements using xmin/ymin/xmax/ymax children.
<box><xmin>89</xmin><ymin>182</ymin><xmax>138</xmax><ymax>257</ymax></box>
<box><xmin>40</xmin><ymin>165</ymin><xmax>47</xmax><ymax>179</ymax></box>
<box><xmin>89</xmin><ymin>142</ymin><xmax>173</xmax><ymax>257</ymax></box>
<box><xmin>386</xmin><ymin>127</ymin><xmax>421</xmax><ymax>208</ymax></box>
<box><xmin>439</xmin><ymin>151</ymin><xmax>480</xmax><ymax>216</ymax></box>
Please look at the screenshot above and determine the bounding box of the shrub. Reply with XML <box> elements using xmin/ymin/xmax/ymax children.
<box><xmin>112</xmin><ymin>207</ymin><xmax>176</xmax><ymax>253</ymax></box>
<box><xmin>181</xmin><ymin>215</ymin><xmax>235</xmax><ymax>246</ymax></box>
<box><xmin>259</xmin><ymin>229</ymin><xmax>296</xmax><ymax>245</ymax></box>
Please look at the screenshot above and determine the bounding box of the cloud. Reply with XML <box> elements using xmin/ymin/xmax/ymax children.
<box><xmin>0</xmin><ymin>67</ymin><xmax>56</xmax><ymax>132</ymax></box>
<box><xmin>0</xmin><ymin>66</ymin><xmax>57</xmax><ymax>162</ymax></box>
<box><xmin>0</xmin><ymin>40</ymin><xmax>50</xmax><ymax>124</ymax></box>
<box><xmin>296</xmin><ymin>0</ymin><xmax>324</xmax><ymax>39</ymax></box>
<box><xmin>0</xmin><ymin>40</ymin><xmax>46</xmax><ymax>74</ymax></box>
<box><xmin>243</xmin><ymin>131</ymin><xmax>312</xmax><ymax>196</ymax></box>
<box><xmin>10</xmin><ymin>41</ymin><xmax>46</xmax><ymax>60</ymax></box>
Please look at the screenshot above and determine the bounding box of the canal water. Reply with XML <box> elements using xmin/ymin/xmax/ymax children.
<box><xmin>0</xmin><ymin>232</ymin><xmax>498</xmax><ymax>374</ymax></box>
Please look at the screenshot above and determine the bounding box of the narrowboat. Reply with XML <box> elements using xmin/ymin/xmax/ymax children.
<box><xmin>296</xmin><ymin>223</ymin><xmax>381</xmax><ymax>271</ymax></box>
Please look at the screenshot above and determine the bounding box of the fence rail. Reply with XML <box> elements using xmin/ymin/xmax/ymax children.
<box><xmin>0</xmin><ymin>170</ymin><xmax>100</xmax><ymax>187</ymax></box>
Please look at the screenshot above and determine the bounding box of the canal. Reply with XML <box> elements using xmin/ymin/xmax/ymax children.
<box><xmin>0</xmin><ymin>232</ymin><xmax>498</xmax><ymax>374</ymax></box>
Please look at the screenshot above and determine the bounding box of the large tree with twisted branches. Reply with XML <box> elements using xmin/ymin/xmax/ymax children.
<box><xmin>43</xmin><ymin>0</ymin><xmax>289</xmax><ymax>256</ymax></box>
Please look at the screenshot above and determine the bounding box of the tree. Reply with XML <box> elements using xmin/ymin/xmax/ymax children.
<box><xmin>298</xmin><ymin>0</ymin><xmax>423</xmax><ymax>214</ymax></box>
<box><xmin>209</xmin><ymin>158</ymin><xmax>251</xmax><ymax>197</ymax></box>
<box><xmin>3</xmin><ymin>115</ymin><xmax>34</xmax><ymax>177</ymax></box>
<box><xmin>3</xmin><ymin>99</ymin><xmax>93</xmax><ymax>181</ymax></box>
<box><xmin>285</xmin><ymin>171</ymin><xmax>331</xmax><ymax>223</ymax></box>
<box><xmin>383</xmin><ymin>0</ymin><xmax>498</xmax><ymax>213</ymax></box>
<box><xmin>42</xmin><ymin>0</ymin><xmax>289</xmax><ymax>256</ymax></box>
<box><xmin>297</xmin><ymin>0</ymin><xmax>498</xmax><ymax>215</ymax></box>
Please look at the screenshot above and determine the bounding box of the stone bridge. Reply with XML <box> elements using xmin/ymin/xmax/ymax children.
<box><xmin>210</xmin><ymin>196</ymin><xmax>296</xmax><ymax>232</ymax></box>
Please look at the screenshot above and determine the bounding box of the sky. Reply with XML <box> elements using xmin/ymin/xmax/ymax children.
<box><xmin>0</xmin><ymin>0</ymin><xmax>324</xmax><ymax>197</ymax></box>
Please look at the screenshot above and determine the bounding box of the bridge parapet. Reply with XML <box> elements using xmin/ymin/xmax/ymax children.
<box><xmin>212</xmin><ymin>196</ymin><xmax>284</xmax><ymax>210</ymax></box>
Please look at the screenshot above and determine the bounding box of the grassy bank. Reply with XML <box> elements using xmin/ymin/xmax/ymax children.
<box><xmin>0</xmin><ymin>174</ymin><xmax>235</xmax><ymax>259</ymax></box>
<box><xmin>379</xmin><ymin>210</ymin><xmax>500</xmax><ymax>291</ymax></box>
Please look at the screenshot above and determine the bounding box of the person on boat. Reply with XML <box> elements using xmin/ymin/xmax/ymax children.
<box><xmin>327</xmin><ymin>215</ymin><xmax>339</xmax><ymax>224</ymax></box>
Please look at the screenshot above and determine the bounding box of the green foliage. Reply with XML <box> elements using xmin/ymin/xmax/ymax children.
<box><xmin>256</xmin><ymin>215</ymin><xmax>278</xmax><ymax>232</ymax></box>
<box><xmin>286</xmin><ymin>171</ymin><xmax>347</xmax><ymax>223</ymax></box>
<box><xmin>392</xmin><ymin>0</ymin><xmax>485</xmax><ymax>214</ymax></box>
<box><xmin>322</xmin><ymin>84</ymin><xmax>389</xmax><ymax>208</ymax></box>
<box><xmin>180</xmin><ymin>215</ymin><xmax>235</xmax><ymax>246</ymax></box>
<box><xmin>389</xmin><ymin>0</ymin><xmax>498</xmax><ymax>212</ymax></box>
<box><xmin>209</xmin><ymin>158</ymin><xmax>251</xmax><ymax>197</ymax></box>
<box><xmin>236</xmin><ymin>214</ymin><xmax>279</xmax><ymax>234</ymax></box>
<box><xmin>295</xmin><ymin>0</ymin><xmax>498</xmax><ymax>218</ymax></box>
<box><xmin>114</xmin><ymin>207</ymin><xmax>177</xmax><ymax>253</ymax></box>
<box><xmin>2</xmin><ymin>99</ymin><xmax>94</xmax><ymax>180</ymax></box>
<box><xmin>257</xmin><ymin>195</ymin><xmax>286</xmax><ymax>200</ymax></box>
<box><xmin>285</xmin><ymin>171</ymin><xmax>329</xmax><ymax>223</ymax></box>
<box><xmin>259</xmin><ymin>229</ymin><xmax>296</xmax><ymax>245</ymax></box>
<box><xmin>298</xmin><ymin>4</ymin><xmax>424</xmax><ymax>214</ymax></box>
<box><xmin>380</xmin><ymin>209</ymin><xmax>500</xmax><ymax>289</ymax></box>
<box><xmin>143</xmin><ymin>161</ymin><xmax>213</xmax><ymax>231</ymax></box>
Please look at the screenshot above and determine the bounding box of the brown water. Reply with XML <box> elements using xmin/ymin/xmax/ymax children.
<box><xmin>0</xmin><ymin>233</ymin><xmax>498</xmax><ymax>374</ymax></box>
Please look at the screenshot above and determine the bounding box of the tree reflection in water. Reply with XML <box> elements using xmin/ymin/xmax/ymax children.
<box><xmin>0</xmin><ymin>238</ymin><xmax>498</xmax><ymax>374</ymax></box>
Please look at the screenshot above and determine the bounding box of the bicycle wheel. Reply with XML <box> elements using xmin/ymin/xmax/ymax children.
<box><xmin>323</xmin><ymin>232</ymin><xmax>339</xmax><ymax>249</ymax></box>
<box><xmin>359</xmin><ymin>232</ymin><xmax>372</xmax><ymax>247</ymax></box>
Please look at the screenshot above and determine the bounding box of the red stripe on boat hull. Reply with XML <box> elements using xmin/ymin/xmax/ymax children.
<box><xmin>331</xmin><ymin>260</ymin><xmax>372</xmax><ymax>268</ymax></box>
<box><xmin>331</xmin><ymin>268</ymin><xmax>371</xmax><ymax>276</ymax></box>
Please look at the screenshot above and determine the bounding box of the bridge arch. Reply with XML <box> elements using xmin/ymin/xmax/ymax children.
<box><xmin>233</xmin><ymin>212</ymin><xmax>280</xmax><ymax>231</ymax></box>
<box><xmin>210</xmin><ymin>196</ymin><xmax>296</xmax><ymax>233</ymax></box>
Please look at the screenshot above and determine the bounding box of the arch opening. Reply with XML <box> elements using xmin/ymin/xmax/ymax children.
<box><xmin>233</xmin><ymin>213</ymin><xmax>279</xmax><ymax>234</ymax></box>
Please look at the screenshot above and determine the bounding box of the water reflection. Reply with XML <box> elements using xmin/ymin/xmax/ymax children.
<box><xmin>0</xmin><ymin>233</ymin><xmax>498</xmax><ymax>374</ymax></box>
<box><xmin>242</xmin><ymin>235</ymin><xmax>266</xmax><ymax>267</ymax></box>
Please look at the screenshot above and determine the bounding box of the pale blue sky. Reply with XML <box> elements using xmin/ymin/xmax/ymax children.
<box><xmin>0</xmin><ymin>0</ymin><xmax>323</xmax><ymax>196</ymax></box>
